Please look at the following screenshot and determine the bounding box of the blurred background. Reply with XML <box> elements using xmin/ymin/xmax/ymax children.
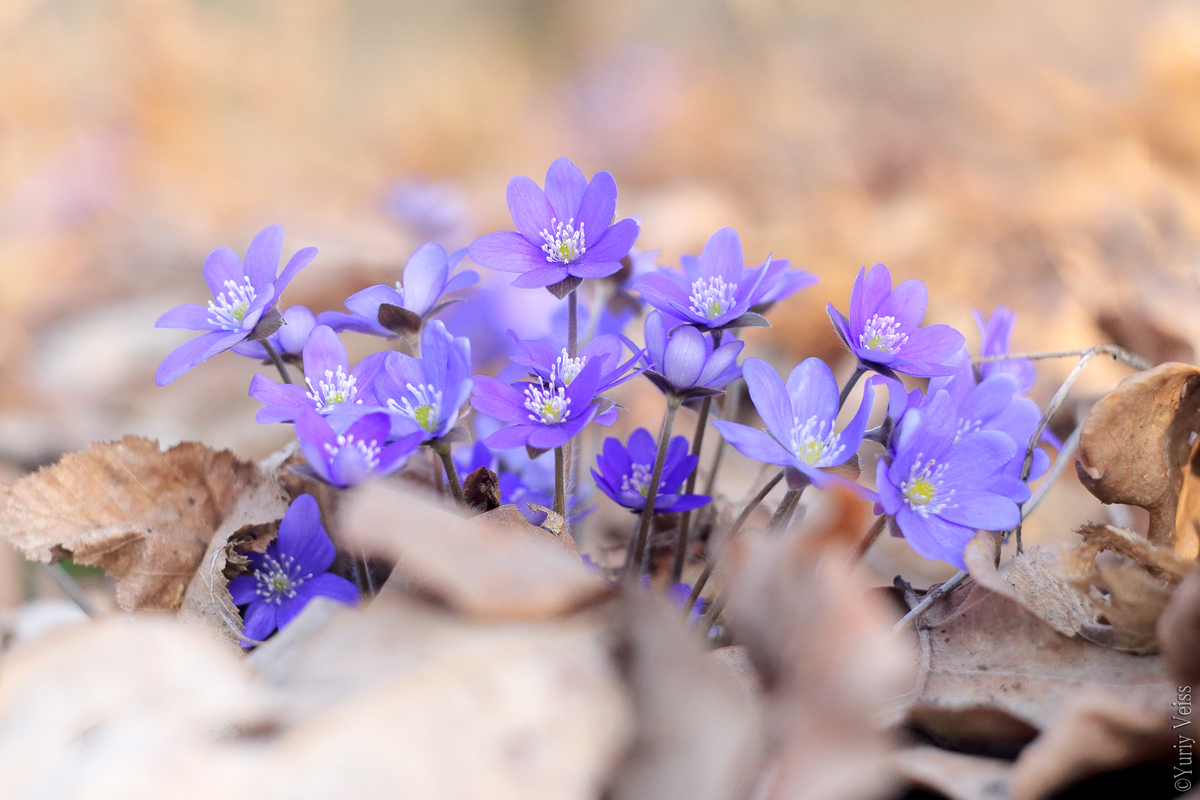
<box><xmin>3</xmin><ymin>0</ymin><xmax>1200</xmax><ymax>602</ymax></box>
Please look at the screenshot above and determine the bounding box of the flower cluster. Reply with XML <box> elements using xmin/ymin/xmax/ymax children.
<box><xmin>156</xmin><ymin>156</ymin><xmax>1058</xmax><ymax>646</ymax></box>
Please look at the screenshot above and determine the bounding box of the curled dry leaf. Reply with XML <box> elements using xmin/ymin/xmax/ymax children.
<box><xmin>1176</xmin><ymin>435</ymin><xmax>1200</xmax><ymax>560</ymax></box>
<box><xmin>722</xmin><ymin>527</ymin><xmax>909</xmax><ymax>800</ymax></box>
<box><xmin>341</xmin><ymin>483</ymin><xmax>609</xmax><ymax>620</ymax></box>
<box><xmin>1075</xmin><ymin>362</ymin><xmax>1200</xmax><ymax>545</ymax></box>
<box><xmin>896</xmin><ymin>578</ymin><xmax>1175</xmax><ymax>750</ymax></box>
<box><xmin>1158</xmin><ymin>563</ymin><xmax>1200</xmax><ymax>684</ymax></box>
<box><xmin>891</xmin><ymin>746</ymin><xmax>1011</xmax><ymax>800</ymax></box>
<box><xmin>0</xmin><ymin>436</ymin><xmax>271</xmax><ymax>611</ymax></box>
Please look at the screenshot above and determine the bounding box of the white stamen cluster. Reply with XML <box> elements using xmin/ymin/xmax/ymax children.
<box><xmin>900</xmin><ymin>456</ymin><xmax>953</xmax><ymax>516</ymax></box>
<box><xmin>954</xmin><ymin>418</ymin><xmax>982</xmax><ymax>443</ymax></box>
<box><xmin>789</xmin><ymin>414</ymin><xmax>844</xmax><ymax>466</ymax></box>
<box><xmin>688</xmin><ymin>276</ymin><xmax>736</xmax><ymax>321</ymax></box>
<box><xmin>253</xmin><ymin>552</ymin><xmax>313</xmax><ymax>605</ymax></box>
<box><xmin>551</xmin><ymin>349</ymin><xmax>586</xmax><ymax>387</ymax></box>
<box><xmin>207</xmin><ymin>276</ymin><xmax>258</xmax><ymax>330</ymax></box>
<box><xmin>323</xmin><ymin>433</ymin><xmax>382</xmax><ymax>470</ymax></box>
<box><xmin>621</xmin><ymin>462</ymin><xmax>654</xmax><ymax>496</ymax></box>
<box><xmin>389</xmin><ymin>383</ymin><xmax>443</xmax><ymax>433</ymax></box>
<box><xmin>859</xmin><ymin>314</ymin><xmax>909</xmax><ymax>354</ymax></box>
<box><xmin>306</xmin><ymin>366</ymin><xmax>360</xmax><ymax>413</ymax></box>
<box><xmin>524</xmin><ymin>383</ymin><xmax>571</xmax><ymax>424</ymax></box>
<box><xmin>539</xmin><ymin>218</ymin><xmax>586</xmax><ymax>264</ymax></box>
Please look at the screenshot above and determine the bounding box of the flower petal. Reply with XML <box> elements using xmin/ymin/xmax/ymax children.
<box><xmin>712</xmin><ymin>420</ymin><xmax>795</xmax><ymax>467</ymax></box>
<box><xmin>155</xmin><ymin>330</ymin><xmax>247</xmax><ymax>386</ymax></box>
<box><xmin>576</xmin><ymin>170</ymin><xmax>618</xmax><ymax>247</ymax></box>
<box><xmin>579</xmin><ymin>218</ymin><xmax>639</xmax><ymax>264</ymax></box>
<box><xmin>662</xmin><ymin>326</ymin><xmax>707</xmax><ymax>389</ymax></box>
<box><xmin>401</xmin><ymin>242</ymin><xmax>450</xmax><ymax>317</ymax></box>
<box><xmin>938</xmin><ymin>490</ymin><xmax>1020</xmax><ymax>531</ymax></box>
<box><xmin>510</xmin><ymin>264</ymin><xmax>570</xmax><ymax>288</ymax></box>
<box><xmin>240</xmin><ymin>601</ymin><xmax>277</xmax><ymax>646</ymax></box>
<box><xmin>895</xmin><ymin>507</ymin><xmax>975</xmax><ymax>569</ymax></box>
<box><xmin>543</xmin><ymin>158</ymin><xmax>588</xmax><ymax>222</ymax></box>
<box><xmin>875</xmin><ymin>278</ymin><xmax>928</xmax><ymax>331</ymax></box>
<box><xmin>741</xmin><ymin>358</ymin><xmax>793</xmax><ymax>447</ymax></box>
<box><xmin>506</xmin><ymin>175</ymin><xmax>556</xmax><ymax>242</ymax></box>
<box><xmin>277</xmin><ymin>494</ymin><xmax>337</xmax><ymax>574</ymax></box>
<box><xmin>784</xmin><ymin>358</ymin><xmax>839</xmax><ymax>434</ymax></box>
<box><xmin>468</xmin><ymin>232</ymin><xmax>549</xmax><ymax>273</ymax></box>
<box><xmin>698</xmin><ymin>227</ymin><xmax>744</xmax><ymax>285</ymax></box>
<box><xmin>156</xmin><ymin>303</ymin><xmax>214</xmax><ymax>331</ymax></box>
<box><xmin>245</xmin><ymin>225</ymin><xmax>285</xmax><ymax>289</ymax></box>
<box><xmin>302</xmin><ymin>325</ymin><xmax>350</xmax><ymax>387</ymax></box>
<box><xmin>228</xmin><ymin>574</ymin><xmax>258</xmax><ymax>606</ymax></box>
<box><xmin>202</xmin><ymin>247</ymin><xmax>245</xmax><ymax>297</ymax></box>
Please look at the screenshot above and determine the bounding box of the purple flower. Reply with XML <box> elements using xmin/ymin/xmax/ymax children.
<box><xmin>876</xmin><ymin>390</ymin><xmax>1022</xmax><ymax>569</ymax></box>
<box><xmin>751</xmin><ymin>262</ymin><xmax>819</xmax><ymax>313</ymax></box>
<box><xmin>467</xmin><ymin>158</ymin><xmax>640</xmax><ymax>294</ymax></box>
<box><xmin>232</xmin><ymin>305</ymin><xmax>317</xmax><ymax>363</ymax></box>
<box><xmin>974</xmin><ymin>307</ymin><xmax>1035</xmax><ymax>395</ymax></box>
<box><xmin>155</xmin><ymin>225</ymin><xmax>316</xmax><ymax>385</ymax></box>
<box><xmin>713</xmin><ymin>357</ymin><xmax>877</xmax><ymax>495</ymax></box>
<box><xmin>249</xmin><ymin>325</ymin><xmax>387</xmax><ymax>429</ymax></box>
<box><xmin>827</xmin><ymin>263</ymin><xmax>964</xmax><ymax>378</ymax></box>
<box><xmin>592</xmin><ymin>429</ymin><xmax>711</xmax><ymax>513</ymax></box>
<box><xmin>228</xmin><ymin>494</ymin><xmax>358</xmax><ymax>647</ymax></box>
<box><xmin>471</xmin><ymin>356</ymin><xmax>611</xmax><ymax>450</ymax></box>
<box><xmin>630</xmin><ymin>227</ymin><xmax>782</xmax><ymax>330</ymax></box>
<box><xmin>642</xmin><ymin>310</ymin><xmax>744</xmax><ymax>400</ymax></box>
<box><xmin>509</xmin><ymin>330</ymin><xmax>644</xmax><ymax>396</ymax></box>
<box><xmin>295</xmin><ymin>409</ymin><xmax>423</xmax><ymax>488</ymax></box>
<box><xmin>374</xmin><ymin>319</ymin><xmax>473</xmax><ymax>442</ymax></box>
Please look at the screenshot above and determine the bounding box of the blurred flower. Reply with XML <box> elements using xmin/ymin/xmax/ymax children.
<box><xmin>232</xmin><ymin>305</ymin><xmax>316</xmax><ymax>364</ymax></box>
<box><xmin>296</xmin><ymin>410</ymin><xmax>423</xmax><ymax>488</ymax></box>
<box><xmin>383</xmin><ymin>178</ymin><xmax>472</xmax><ymax>243</ymax></box>
<box><xmin>974</xmin><ymin>306</ymin><xmax>1036</xmax><ymax>395</ymax></box>
<box><xmin>467</xmin><ymin>157</ymin><xmax>640</xmax><ymax>292</ymax></box>
<box><xmin>631</xmin><ymin>227</ymin><xmax>783</xmax><ymax>330</ymax></box>
<box><xmin>471</xmin><ymin>357</ymin><xmax>612</xmax><ymax>450</ymax></box>
<box><xmin>155</xmin><ymin>225</ymin><xmax>315</xmax><ymax>385</ymax></box>
<box><xmin>228</xmin><ymin>494</ymin><xmax>358</xmax><ymax>647</ymax></box>
<box><xmin>827</xmin><ymin>263</ymin><xmax>964</xmax><ymax>378</ymax></box>
<box><xmin>319</xmin><ymin>242</ymin><xmax>477</xmax><ymax>338</ymax></box>
<box><xmin>592</xmin><ymin>428</ymin><xmax>710</xmax><ymax>513</ymax></box>
<box><xmin>249</xmin><ymin>325</ymin><xmax>386</xmax><ymax>429</ymax></box>
<box><xmin>509</xmin><ymin>330</ymin><xmax>643</xmax><ymax>396</ymax></box>
<box><xmin>642</xmin><ymin>309</ymin><xmax>744</xmax><ymax>401</ymax></box>
<box><xmin>375</xmin><ymin>320</ymin><xmax>473</xmax><ymax>443</ymax></box>
<box><xmin>876</xmin><ymin>390</ymin><xmax>1021</xmax><ymax>569</ymax></box>
<box><xmin>750</xmin><ymin>262</ymin><xmax>820</xmax><ymax>314</ymax></box>
<box><xmin>713</xmin><ymin>357</ymin><xmax>875</xmax><ymax>495</ymax></box>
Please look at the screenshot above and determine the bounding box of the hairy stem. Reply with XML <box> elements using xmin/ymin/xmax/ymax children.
<box><xmin>554</xmin><ymin>446</ymin><xmax>567</xmax><ymax>520</ymax></box>
<box><xmin>435</xmin><ymin>443</ymin><xmax>465</xmax><ymax>506</ymax></box>
<box><xmin>683</xmin><ymin>469</ymin><xmax>784</xmax><ymax>616</ymax></box>
<box><xmin>261</xmin><ymin>340</ymin><xmax>293</xmax><ymax>385</ymax></box>
<box><xmin>627</xmin><ymin>398</ymin><xmax>681</xmax><ymax>578</ymax></box>
<box><xmin>670</xmin><ymin>395</ymin><xmax>713</xmax><ymax>583</ymax></box>
<box><xmin>838</xmin><ymin>365</ymin><xmax>867</xmax><ymax>410</ymax></box>
<box><xmin>852</xmin><ymin>515</ymin><xmax>887</xmax><ymax>563</ymax></box>
<box><xmin>568</xmin><ymin>290</ymin><xmax>578</xmax><ymax>358</ymax></box>
<box><xmin>767</xmin><ymin>489</ymin><xmax>802</xmax><ymax>533</ymax></box>
<box><xmin>703</xmin><ymin>384</ymin><xmax>742</xmax><ymax>496</ymax></box>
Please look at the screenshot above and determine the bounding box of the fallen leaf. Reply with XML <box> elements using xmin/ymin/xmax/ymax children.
<box><xmin>892</xmin><ymin>746</ymin><xmax>1011</xmax><ymax>800</ymax></box>
<box><xmin>1175</xmin><ymin>435</ymin><xmax>1200</xmax><ymax>560</ymax></box>
<box><xmin>1158</xmin><ymin>563</ymin><xmax>1200</xmax><ymax>684</ymax></box>
<box><xmin>1075</xmin><ymin>362</ymin><xmax>1200</xmax><ymax>545</ymax></box>
<box><xmin>0</xmin><ymin>436</ymin><xmax>269</xmax><ymax>610</ymax></box>
<box><xmin>340</xmin><ymin>482</ymin><xmax>610</xmax><ymax>620</ymax></box>
<box><xmin>479</xmin><ymin>503</ymin><xmax>576</xmax><ymax>555</ymax></box>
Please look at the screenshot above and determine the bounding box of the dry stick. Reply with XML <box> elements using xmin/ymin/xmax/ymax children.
<box><xmin>627</xmin><ymin>397</ymin><xmax>682</xmax><ymax>577</ymax></box>
<box><xmin>261</xmin><ymin>341</ymin><xmax>293</xmax><ymax>385</ymax></box>
<box><xmin>892</xmin><ymin>422</ymin><xmax>1084</xmax><ymax>633</ymax></box>
<box><xmin>435</xmin><ymin>444</ymin><xmax>465</xmax><ymax>506</ymax></box>
<box><xmin>852</xmin><ymin>514</ymin><xmax>887</xmax><ymax>563</ymax></box>
<box><xmin>683</xmin><ymin>469</ymin><xmax>785</xmax><ymax>616</ymax></box>
<box><xmin>697</xmin><ymin>589</ymin><xmax>727</xmax><ymax>637</ymax></box>
<box><xmin>45</xmin><ymin>564</ymin><xmax>96</xmax><ymax>617</ymax></box>
<box><xmin>973</xmin><ymin>345</ymin><xmax>1151</xmax><ymax>368</ymax></box>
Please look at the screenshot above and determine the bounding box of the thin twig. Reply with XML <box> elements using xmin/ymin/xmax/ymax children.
<box><xmin>683</xmin><ymin>469</ymin><xmax>785</xmax><ymax>616</ymax></box>
<box><xmin>1021</xmin><ymin>423</ymin><xmax>1082</xmax><ymax>520</ymax></box>
<box><xmin>973</xmin><ymin>345</ymin><xmax>1151</xmax><ymax>370</ymax></box>
<box><xmin>891</xmin><ymin>570</ymin><xmax>968</xmax><ymax>632</ymax></box>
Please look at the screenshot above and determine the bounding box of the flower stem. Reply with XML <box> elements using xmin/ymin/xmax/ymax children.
<box><xmin>838</xmin><ymin>365</ymin><xmax>867</xmax><ymax>410</ymax></box>
<box><xmin>627</xmin><ymin>397</ymin><xmax>682</xmax><ymax>578</ymax></box>
<box><xmin>261</xmin><ymin>341</ymin><xmax>293</xmax><ymax>385</ymax></box>
<box><xmin>670</xmin><ymin>394</ymin><xmax>713</xmax><ymax>583</ymax></box>
<box><xmin>554</xmin><ymin>446</ymin><xmax>567</xmax><ymax>520</ymax></box>
<box><xmin>852</xmin><ymin>514</ymin><xmax>887</xmax><ymax>562</ymax></box>
<box><xmin>767</xmin><ymin>489</ymin><xmax>802</xmax><ymax>533</ymax></box>
<box><xmin>703</xmin><ymin>384</ymin><xmax>742</xmax><ymax>496</ymax></box>
<box><xmin>567</xmin><ymin>289</ymin><xmax>578</xmax><ymax>358</ymax></box>
<box><xmin>435</xmin><ymin>442</ymin><xmax>465</xmax><ymax>506</ymax></box>
<box><xmin>682</xmin><ymin>468</ymin><xmax>784</xmax><ymax>616</ymax></box>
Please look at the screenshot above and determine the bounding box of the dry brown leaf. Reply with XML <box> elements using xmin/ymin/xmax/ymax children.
<box><xmin>898</xmin><ymin>580</ymin><xmax>1176</xmax><ymax>749</ymax></box>
<box><xmin>1075</xmin><ymin>362</ymin><xmax>1200</xmax><ymax>545</ymax></box>
<box><xmin>607</xmin><ymin>591</ymin><xmax>760</xmax><ymax>800</ymax></box>
<box><xmin>0</xmin><ymin>436</ymin><xmax>270</xmax><ymax>610</ymax></box>
<box><xmin>341</xmin><ymin>482</ymin><xmax>611</xmax><ymax>621</ymax></box>
<box><xmin>1009</xmin><ymin>688</ymin><xmax>1174</xmax><ymax>800</ymax></box>
<box><xmin>891</xmin><ymin>746</ymin><xmax>1011</xmax><ymax>800</ymax></box>
<box><xmin>479</xmin><ymin>503</ymin><xmax>576</xmax><ymax>555</ymax></box>
<box><xmin>1176</xmin><ymin>435</ymin><xmax>1200</xmax><ymax>560</ymax></box>
<box><xmin>722</xmin><ymin>527</ymin><xmax>908</xmax><ymax>800</ymax></box>
<box><xmin>1158</xmin><ymin>563</ymin><xmax>1200</xmax><ymax>684</ymax></box>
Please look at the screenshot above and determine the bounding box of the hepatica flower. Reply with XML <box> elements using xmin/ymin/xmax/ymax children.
<box><xmin>827</xmin><ymin>263</ymin><xmax>964</xmax><ymax>378</ymax></box>
<box><xmin>631</xmin><ymin>227</ymin><xmax>782</xmax><ymax>330</ymax></box>
<box><xmin>375</xmin><ymin>319</ymin><xmax>472</xmax><ymax>442</ymax></box>
<box><xmin>318</xmin><ymin>242</ymin><xmax>477</xmax><ymax>338</ymax></box>
<box><xmin>593</xmin><ymin>429</ymin><xmax>711</xmax><ymax>513</ymax></box>
<box><xmin>975</xmin><ymin>306</ymin><xmax>1036</xmax><ymax>395</ymax></box>
<box><xmin>471</xmin><ymin>357</ymin><xmax>610</xmax><ymax>450</ymax></box>
<box><xmin>249</xmin><ymin>325</ymin><xmax>387</xmax><ymax>429</ymax></box>
<box><xmin>233</xmin><ymin>305</ymin><xmax>316</xmax><ymax>363</ymax></box>
<box><xmin>155</xmin><ymin>225</ymin><xmax>316</xmax><ymax>385</ymax></box>
<box><xmin>643</xmin><ymin>310</ymin><xmax>744</xmax><ymax>401</ymax></box>
<box><xmin>877</xmin><ymin>390</ymin><xmax>1021</xmax><ymax>569</ymax></box>
<box><xmin>467</xmin><ymin>157</ymin><xmax>640</xmax><ymax>295</ymax></box>
<box><xmin>509</xmin><ymin>330</ymin><xmax>643</xmax><ymax>396</ymax></box>
<box><xmin>713</xmin><ymin>357</ymin><xmax>876</xmax><ymax>494</ymax></box>
<box><xmin>228</xmin><ymin>494</ymin><xmax>358</xmax><ymax>646</ymax></box>
<box><xmin>296</xmin><ymin>410</ymin><xmax>423</xmax><ymax>488</ymax></box>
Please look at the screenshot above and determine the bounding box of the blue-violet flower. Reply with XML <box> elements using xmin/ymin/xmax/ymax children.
<box><xmin>974</xmin><ymin>306</ymin><xmax>1036</xmax><ymax>395</ymax></box>
<box><xmin>295</xmin><ymin>409</ymin><xmax>423</xmax><ymax>488</ymax></box>
<box><xmin>592</xmin><ymin>428</ymin><xmax>711</xmax><ymax>513</ymax></box>
<box><xmin>642</xmin><ymin>310</ymin><xmax>744</xmax><ymax>401</ymax></box>
<box><xmin>375</xmin><ymin>319</ymin><xmax>473</xmax><ymax>442</ymax></box>
<box><xmin>471</xmin><ymin>357</ymin><xmax>611</xmax><ymax>450</ymax></box>
<box><xmin>232</xmin><ymin>305</ymin><xmax>317</xmax><ymax>363</ymax></box>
